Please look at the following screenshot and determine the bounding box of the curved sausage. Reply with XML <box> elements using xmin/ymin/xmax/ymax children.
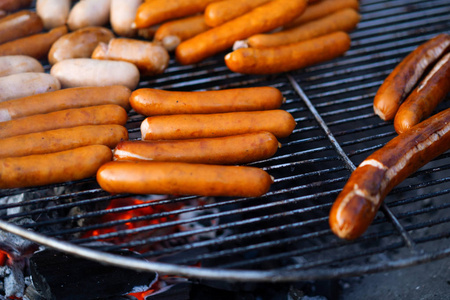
<box><xmin>175</xmin><ymin>0</ymin><xmax>308</xmax><ymax>65</ymax></box>
<box><xmin>394</xmin><ymin>52</ymin><xmax>450</xmax><ymax>134</ymax></box>
<box><xmin>0</xmin><ymin>0</ymin><xmax>32</xmax><ymax>13</ymax></box>
<box><xmin>36</xmin><ymin>0</ymin><xmax>71</xmax><ymax>30</ymax></box>
<box><xmin>0</xmin><ymin>104</ymin><xmax>128</xmax><ymax>139</ymax></box>
<box><xmin>130</xmin><ymin>86</ymin><xmax>284</xmax><ymax>116</ymax></box>
<box><xmin>0</xmin><ymin>25</ymin><xmax>68</xmax><ymax>59</ymax></box>
<box><xmin>110</xmin><ymin>0</ymin><xmax>142</xmax><ymax>37</ymax></box>
<box><xmin>48</xmin><ymin>26</ymin><xmax>115</xmax><ymax>65</ymax></box>
<box><xmin>0</xmin><ymin>145</ymin><xmax>113</xmax><ymax>189</ymax></box>
<box><xmin>0</xmin><ymin>85</ymin><xmax>131</xmax><ymax>122</ymax></box>
<box><xmin>67</xmin><ymin>0</ymin><xmax>111</xmax><ymax>31</ymax></box>
<box><xmin>97</xmin><ymin>161</ymin><xmax>273</xmax><ymax>197</ymax></box>
<box><xmin>373</xmin><ymin>33</ymin><xmax>450</xmax><ymax>121</ymax></box>
<box><xmin>0</xmin><ymin>55</ymin><xmax>44</xmax><ymax>77</ymax></box>
<box><xmin>204</xmin><ymin>0</ymin><xmax>271</xmax><ymax>27</ymax></box>
<box><xmin>0</xmin><ymin>124</ymin><xmax>128</xmax><ymax>159</ymax></box>
<box><xmin>0</xmin><ymin>10</ymin><xmax>43</xmax><ymax>45</ymax></box>
<box><xmin>50</xmin><ymin>58</ymin><xmax>140</xmax><ymax>90</ymax></box>
<box><xmin>91</xmin><ymin>38</ymin><xmax>169</xmax><ymax>76</ymax></box>
<box><xmin>329</xmin><ymin>108</ymin><xmax>450</xmax><ymax>240</ymax></box>
<box><xmin>225</xmin><ymin>31</ymin><xmax>351</xmax><ymax>74</ymax></box>
<box><xmin>141</xmin><ymin>109</ymin><xmax>296</xmax><ymax>140</ymax></box>
<box><xmin>114</xmin><ymin>131</ymin><xmax>280</xmax><ymax>165</ymax></box>
<box><xmin>0</xmin><ymin>72</ymin><xmax>60</xmax><ymax>103</ymax></box>
<box><xmin>246</xmin><ymin>8</ymin><xmax>360</xmax><ymax>48</ymax></box>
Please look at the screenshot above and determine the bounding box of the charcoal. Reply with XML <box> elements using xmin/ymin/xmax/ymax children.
<box><xmin>29</xmin><ymin>249</ymin><xmax>157</xmax><ymax>300</ymax></box>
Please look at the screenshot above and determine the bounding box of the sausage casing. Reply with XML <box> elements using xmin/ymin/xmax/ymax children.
<box><xmin>329</xmin><ymin>108</ymin><xmax>450</xmax><ymax>240</ymax></box>
<box><xmin>114</xmin><ymin>131</ymin><xmax>279</xmax><ymax>165</ymax></box>
<box><xmin>0</xmin><ymin>72</ymin><xmax>60</xmax><ymax>103</ymax></box>
<box><xmin>0</xmin><ymin>10</ymin><xmax>43</xmax><ymax>44</ymax></box>
<box><xmin>97</xmin><ymin>161</ymin><xmax>274</xmax><ymax>197</ymax></box>
<box><xmin>0</xmin><ymin>55</ymin><xmax>44</xmax><ymax>77</ymax></box>
<box><xmin>130</xmin><ymin>87</ymin><xmax>284</xmax><ymax>116</ymax></box>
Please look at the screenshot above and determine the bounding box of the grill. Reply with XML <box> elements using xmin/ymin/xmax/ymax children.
<box><xmin>0</xmin><ymin>0</ymin><xmax>449</xmax><ymax>283</ymax></box>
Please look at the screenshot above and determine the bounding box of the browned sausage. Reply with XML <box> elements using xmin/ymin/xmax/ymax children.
<box><xmin>0</xmin><ymin>145</ymin><xmax>112</xmax><ymax>189</ymax></box>
<box><xmin>225</xmin><ymin>31</ymin><xmax>351</xmax><ymax>74</ymax></box>
<box><xmin>394</xmin><ymin>52</ymin><xmax>450</xmax><ymax>134</ymax></box>
<box><xmin>329</xmin><ymin>108</ymin><xmax>450</xmax><ymax>240</ymax></box>
<box><xmin>0</xmin><ymin>85</ymin><xmax>131</xmax><ymax>122</ymax></box>
<box><xmin>129</xmin><ymin>86</ymin><xmax>284</xmax><ymax>116</ymax></box>
<box><xmin>373</xmin><ymin>33</ymin><xmax>450</xmax><ymax>121</ymax></box>
<box><xmin>141</xmin><ymin>110</ymin><xmax>296</xmax><ymax>140</ymax></box>
<box><xmin>97</xmin><ymin>161</ymin><xmax>274</xmax><ymax>197</ymax></box>
<box><xmin>0</xmin><ymin>104</ymin><xmax>128</xmax><ymax>139</ymax></box>
<box><xmin>0</xmin><ymin>10</ymin><xmax>43</xmax><ymax>44</ymax></box>
<box><xmin>114</xmin><ymin>131</ymin><xmax>279</xmax><ymax>164</ymax></box>
<box><xmin>0</xmin><ymin>0</ymin><xmax>32</xmax><ymax>13</ymax></box>
<box><xmin>0</xmin><ymin>125</ymin><xmax>128</xmax><ymax>159</ymax></box>
<box><xmin>204</xmin><ymin>0</ymin><xmax>271</xmax><ymax>27</ymax></box>
<box><xmin>0</xmin><ymin>25</ymin><xmax>68</xmax><ymax>59</ymax></box>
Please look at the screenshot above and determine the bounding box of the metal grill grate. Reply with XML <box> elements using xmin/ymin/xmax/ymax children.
<box><xmin>0</xmin><ymin>0</ymin><xmax>449</xmax><ymax>281</ymax></box>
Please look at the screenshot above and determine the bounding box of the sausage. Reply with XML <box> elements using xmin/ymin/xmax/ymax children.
<box><xmin>50</xmin><ymin>58</ymin><xmax>140</xmax><ymax>90</ymax></box>
<box><xmin>91</xmin><ymin>38</ymin><xmax>170</xmax><ymax>76</ymax></box>
<box><xmin>0</xmin><ymin>55</ymin><xmax>44</xmax><ymax>77</ymax></box>
<box><xmin>225</xmin><ymin>31</ymin><xmax>351</xmax><ymax>74</ymax></box>
<box><xmin>176</xmin><ymin>0</ymin><xmax>308</xmax><ymax>65</ymax></box>
<box><xmin>48</xmin><ymin>26</ymin><xmax>115</xmax><ymax>65</ymax></box>
<box><xmin>67</xmin><ymin>0</ymin><xmax>111</xmax><ymax>31</ymax></box>
<box><xmin>0</xmin><ymin>85</ymin><xmax>131</xmax><ymax>122</ymax></box>
<box><xmin>0</xmin><ymin>25</ymin><xmax>68</xmax><ymax>59</ymax></box>
<box><xmin>0</xmin><ymin>72</ymin><xmax>60</xmax><ymax>103</ymax></box>
<box><xmin>394</xmin><ymin>52</ymin><xmax>450</xmax><ymax>134</ymax></box>
<box><xmin>204</xmin><ymin>0</ymin><xmax>271</xmax><ymax>27</ymax></box>
<box><xmin>0</xmin><ymin>124</ymin><xmax>128</xmax><ymax>159</ymax></box>
<box><xmin>0</xmin><ymin>145</ymin><xmax>113</xmax><ymax>189</ymax></box>
<box><xmin>114</xmin><ymin>131</ymin><xmax>279</xmax><ymax>164</ymax></box>
<box><xmin>141</xmin><ymin>109</ymin><xmax>296</xmax><ymax>140</ymax></box>
<box><xmin>36</xmin><ymin>0</ymin><xmax>71</xmax><ymax>30</ymax></box>
<box><xmin>246</xmin><ymin>8</ymin><xmax>360</xmax><ymax>48</ymax></box>
<box><xmin>373</xmin><ymin>33</ymin><xmax>450</xmax><ymax>121</ymax></box>
<box><xmin>110</xmin><ymin>0</ymin><xmax>142</xmax><ymax>37</ymax></box>
<box><xmin>154</xmin><ymin>14</ymin><xmax>210</xmax><ymax>52</ymax></box>
<box><xmin>329</xmin><ymin>108</ymin><xmax>450</xmax><ymax>240</ymax></box>
<box><xmin>0</xmin><ymin>0</ymin><xmax>32</xmax><ymax>13</ymax></box>
<box><xmin>97</xmin><ymin>161</ymin><xmax>273</xmax><ymax>197</ymax></box>
<box><xmin>0</xmin><ymin>104</ymin><xmax>128</xmax><ymax>139</ymax></box>
<box><xmin>133</xmin><ymin>0</ymin><xmax>217</xmax><ymax>29</ymax></box>
<box><xmin>284</xmin><ymin>0</ymin><xmax>360</xmax><ymax>29</ymax></box>
<box><xmin>130</xmin><ymin>86</ymin><xmax>284</xmax><ymax>116</ymax></box>
<box><xmin>0</xmin><ymin>10</ymin><xmax>43</xmax><ymax>45</ymax></box>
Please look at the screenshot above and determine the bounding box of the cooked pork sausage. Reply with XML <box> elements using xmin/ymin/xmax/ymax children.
<box><xmin>0</xmin><ymin>10</ymin><xmax>43</xmax><ymax>44</ymax></box>
<box><xmin>110</xmin><ymin>0</ymin><xmax>142</xmax><ymax>37</ymax></box>
<box><xmin>0</xmin><ymin>0</ymin><xmax>32</xmax><ymax>13</ymax></box>
<box><xmin>36</xmin><ymin>0</ymin><xmax>71</xmax><ymax>29</ymax></box>
<box><xmin>0</xmin><ymin>55</ymin><xmax>44</xmax><ymax>77</ymax></box>
<box><xmin>0</xmin><ymin>72</ymin><xmax>60</xmax><ymax>103</ymax></box>
<box><xmin>67</xmin><ymin>0</ymin><xmax>111</xmax><ymax>31</ymax></box>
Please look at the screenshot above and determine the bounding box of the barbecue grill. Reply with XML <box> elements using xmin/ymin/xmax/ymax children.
<box><xmin>0</xmin><ymin>0</ymin><xmax>449</xmax><ymax>285</ymax></box>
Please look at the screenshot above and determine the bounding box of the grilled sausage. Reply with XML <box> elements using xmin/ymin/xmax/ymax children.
<box><xmin>0</xmin><ymin>55</ymin><xmax>44</xmax><ymax>77</ymax></box>
<box><xmin>394</xmin><ymin>52</ymin><xmax>450</xmax><ymax>134</ymax></box>
<box><xmin>0</xmin><ymin>10</ymin><xmax>43</xmax><ymax>45</ymax></box>
<box><xmin>0</xmin><ymin>0</ymin><xmax>32</xmax><ymax>13</ymax></box>
<box><xmin>110</xmin><ymin>0</ymin><xmax>142</xmax><ymax>37</ymax></box>
<box><xmin>0</xmin><ymin>72</ymin><xmax>60</xmax><ymax>103</ymax></box>
<box><xmin>130</xmin><ymin>86</ymin><xmax>284</xmax><ymax>116</ymax></box>
<box><xmin>114</xmin><ymin>131</ymin><xmax>279</xmax><ymax>164</ymax></box>
<box><xmin>50</xmin><ymin>58</ymin><xmax>140</xmax><ymax>90</ymax></box>
<box><xmin>48</xmin><ymin>26</ymin><xmax>115</xmax><ymax>65</ymax></box>
<box><xmin>329</xmin><ymin>108</ymin><xmax>450</xmax><ymax>240</ymax></box>
<box><xmin>246</xmin><ymin>8</ymin><xmax>360</xmax><ymax>48</ymax></box>
<box><xmin>0</xmin><ymin>125</ymin><xmax>128</xmax><ymax>159</ymax></box>
<box><xmin>0</xmin><ymin>25</ymin><xmax>68</xmax><ymax>59</ymax></box>
<box><xmin>373</xmin><ymin>33</ymin><xmax>450</xmax><ymax>121</ymax></box>
<box><xmin>36</xmin><ymin>0</ymin><xmax>71</xmax><ymax>29</ymax></box>
<box><xmin>175</xmin><ymin>0</ymin><xmax>308</xmax><ymax>65</ymax></box>
<box><xmin>67</xmin><ymin>0</ymin><xmax>111</xmax><ymax>31</ymax></box>
<box><xmin>0</xmin><ymin>145</ymin><xmax>113</xmax><ymax>189</ymax></box>
<box><xmin>91</xmin><ymin>38</ymin><xmax>169</xmax><ymax>76</ymax></box>
<box><xmin>154</xmin><ymin>14</ymin><xmax>210</xmax><ymax>52</ymax></box>
<box><xmin>0</xmin><ymin>85</ymin><xmax>131</xmax><ymax>122</ymax></box>
<box><xmin>133</xmin><ymin>0</ymin><xmax>217</xmax><ymax>29</ymax></box>
<box><xmin>0</xmin><ymin>104</ymin><xmax>128</xmax><ymax>139</ymax></box>
<box><xmin>97</xmin><ymin>161</ymin><xmax>274</xmax><ymax>197</ymax></box>
<box><xmin>204</xmin><ymin>0</ymin><xmax>271</xmax><ymax>27</ymax></box>
<box><xmin>284</xmin><ymin>0</ymin><xmax>360</xmax><ymax>29</ymax></box>
<box><xmin>141</xmin><ymin>110</ymin><xmax>296</xmax><ymax>140</ymax></box>
<box><xmin>225</xmin><ymin>31</ymin><xmax>351</xmax><ymax>74</ymax></box>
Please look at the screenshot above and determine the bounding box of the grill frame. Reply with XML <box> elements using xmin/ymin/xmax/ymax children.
<box><xmin>0</xmin><ymin>0</ymin><xmax>449</xmax><ymax>282</ymax></box>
